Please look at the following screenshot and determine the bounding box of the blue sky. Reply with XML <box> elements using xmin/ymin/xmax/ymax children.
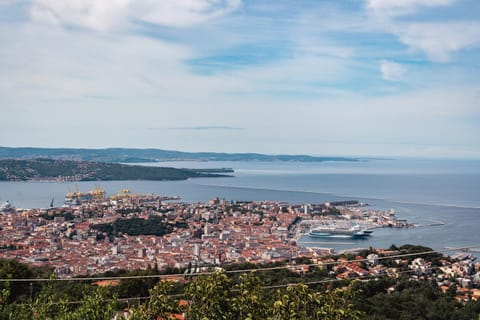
<box><xmin>0</xmin><ymin>0</ymin><xmax>479</xmax><ymax>158</ymax></box>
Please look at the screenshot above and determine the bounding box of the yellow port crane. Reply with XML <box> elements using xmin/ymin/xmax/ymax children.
<box><xmin>90</xmin><ymin>184</ymin><xmax>106</xmax><ymax>199</ymax></box>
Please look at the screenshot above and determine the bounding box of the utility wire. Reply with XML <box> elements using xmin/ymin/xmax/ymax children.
<box><xmin>5</xmin><ymin>268</ymin><xmax>432</xmax><ymax>307</ymax></box>
<box><xmin>0</xmin><ymin>244</ymin><xmax>477</xmax><ymax>283</ymax></box>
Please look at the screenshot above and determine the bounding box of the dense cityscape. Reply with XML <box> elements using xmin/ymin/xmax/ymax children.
<box><xmin>0</xmin><ymin>189</ymin><xmax>410</xmax><ymax>276</ymax></box>
<box><xmin>1</xmin><ymin>189</ymin><xmax>479</xmax><ymax>296</ymax></box>
<box><xmin>2</xmin><ymin>189</ymin><xmax>480</xmax><ymax>319</ymax></box>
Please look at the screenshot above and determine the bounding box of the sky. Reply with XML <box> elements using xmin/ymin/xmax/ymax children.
<box><xmin>0</xmin><ymin>0</ymin><xmax>479</xmax><ymax>158</ymax></box>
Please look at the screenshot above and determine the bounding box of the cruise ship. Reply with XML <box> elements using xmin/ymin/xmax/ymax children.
<box><xmin>0</xmin><ymin>200</ymin><xmax>14</xmax><ymax>213</ymax></box>
<box><xmin>308</xmin><ymin>225</ymin><xmax>372</xmax><ymax>239</ymax></box>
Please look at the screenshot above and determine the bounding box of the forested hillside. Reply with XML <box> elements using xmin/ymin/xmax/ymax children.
<box><xmin>0</xmin><ymin>158</ymin><xmax>233</xmax><ymax>181</ymax></box>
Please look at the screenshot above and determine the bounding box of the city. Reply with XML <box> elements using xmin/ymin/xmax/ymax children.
<box><xmin>2</xmin><ymin>190</ymin><xmax>480</xmax><ymax>319</ymax></box>
<box><xmin>1</xmin><ymin>189</ymin><xmax>410</xmax><ymax>277</ymax></box>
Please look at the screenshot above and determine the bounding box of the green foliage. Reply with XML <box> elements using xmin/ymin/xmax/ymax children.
<box><xmin>0</xmin><ymin>259</ymin><xmax>51</xmax><ymax>303</ymax></box>
<box><xmin>271</xmin><ymin>282</ymin><xmax>364</xmax><ymax>320</ymax></box>
<box><xmin>0</xmin><ymin>281</ymin><xmax>11</xmax><ymax>318</ymax></box>
<box><xmin>39</xmin><ymin>211</ymin><xmax>74</xmax><ymax>221</ymax></box>
<box><xmin>185</xmin><ymin>272</ymin><xmax>233</xmax><ymax>320</ymax></box>
<box><xmin>355</xmin><ymin>279</ymin><xmax>475</xmax><ymax>320</ymax></box>
<box><xmin>26</xmin><ymin>278</ymin><xmax>71</xmax><ymax>320</ymax></box>
<box><xmin>91</xmin><ymin>216</ymin><xmax>187</xmax><ymax>237</ymax></box>
<box><xmin>398</xmin><ymin>245</ymin><xmax>444</xmax><ymax>265</ymax></box>
<box><xmin>128</xmin><ymin>281</ymin><xmax>180</xmax><ymax>320</ymax></box>
<box><xmin>272</xmin><ymin>284</ymin><xmax>320</xmax><ymax>319</ymax></box>
<box><xmin>114</xmin><ymin>268</ymin><xmax>160</xmax><ymax>299</ymax></box>
<box><xmin>183</xmin><ymin>272</ymin><xmax>364</xmax><ymax>320</ymax></box>
<box><xmin>231</xmin><ymin>273</ymin><xmax>268</xmax><ymax>320</ymax></box>
<box><xmin>65</xmin><ymin>287</ymin><xmax>117</xmax><ymax>320</ymax></box>
<box><xmin>2</xmin><ymin>258</ymin><xmax>480</xmax><ymax>320</ymax></box>
<box><xmin>0</xmin><ymin>281</ymin><xmax>117</xmax><ymax>320</ymax></box>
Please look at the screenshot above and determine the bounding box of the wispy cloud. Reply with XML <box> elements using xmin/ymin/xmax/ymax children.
<box><xmin>366</xmin><ymin>0</ymin><xmax>456</xmax><ymax>17</ymax></box>
<box><xmin>365</xmin><ymin>0</ymin><xmax>480</xmax><ymax>62</ymax></box>
<box><xmin>29</xmin><ymin>0</ymin><xmax>242</xmax><ymax>31</ymax></box>
<box><xmin>168</xmin><ymin>126</ymin><xmax>244</xmax><ymax>131</ymax></box>
<box><xmin>396</xmin><ymin>22</ymin><xmax>480</xmax><ymax>62</ymax></box>
<box><xmin>380</xmin><ymin>60</ymin><xmax>406</xmax><ymax>81</ymax></box>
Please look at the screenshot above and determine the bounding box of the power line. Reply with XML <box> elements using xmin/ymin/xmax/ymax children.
<box><xmin>261</xmin><ymin>268</ymin><xmax>426</xmax><ymax>290</ymax></box>
<box><xmin>0</xmin><ymin>244</ymin><xmax>478</xmax><ymax>283</ymax></box>
<box><xmin>4</xmin><ymin>268</ymin><xmax>429</xmax><ymax>307</ymax></box>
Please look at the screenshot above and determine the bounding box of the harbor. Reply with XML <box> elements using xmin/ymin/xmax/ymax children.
<box><xmin>0</xmin><ymin>161</ymin><xmax>478</xmax><ymax>259</ymax></box>
<box><xmin>0</xmin><ymin>184</ymin><xmax>421</xmax><ymax>274</ymax></box>
<box><xmin>292</xmin><ymin>202</ymin><xmax>416</xmax><ymax>253</ymax></box>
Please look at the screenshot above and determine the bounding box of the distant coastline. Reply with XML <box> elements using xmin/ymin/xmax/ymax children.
<box><xmin>0</xmin><ymin>146</ymin><xmax>359</xmax><ymax>163</ymax></box>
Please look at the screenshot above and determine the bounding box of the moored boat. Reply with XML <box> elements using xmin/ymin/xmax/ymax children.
<box><xmin>308</xmin><ymin>225</ymin><xmax>372</xmax><ymax>239</ymax></box>
<box><xmin>0</xmin><ymin>200</ymin><xmax>14</xmax><ymax>213</ymax></box>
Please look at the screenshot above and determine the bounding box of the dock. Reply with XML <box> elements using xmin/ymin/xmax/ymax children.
<box><xmin>415</xmin><ymin>220</ymin><xmax>445</xmax><ymax>227</ymax></box>
<box><xmin>299</xmin><ymin>241</ymin><xmax>356</xmax><ymax>246</ymax></box>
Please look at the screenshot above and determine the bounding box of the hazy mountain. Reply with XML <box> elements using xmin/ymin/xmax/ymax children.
<box><xmin>0</xmin><ymin>147</ymin><xmax>358</xmax><ymax>163</ymax></box>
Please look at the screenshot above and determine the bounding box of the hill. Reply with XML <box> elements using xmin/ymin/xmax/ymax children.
<box><xmin>0</xmin><ymin>158</ymin><xmax>233</xmax><ymax>181</ymax></box>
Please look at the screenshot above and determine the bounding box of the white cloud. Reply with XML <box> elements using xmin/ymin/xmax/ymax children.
<box><xmin>364</xmin><ymin>0</ymin><xmax>480</xmax><ymax>62</ymax></box>
<box><xmin>29</xmin><ymin>0</ymin><xmax>242</xmax><ymax>31</ymax></box>
<box><xmin>0</xmin><ymin>23</ymin><xmax>195</xmax><ymax>103</ymax></box>
<box><xmin>397</xmin><ymin>22</ymin><xmax>480</xmax><ymax>62</ymax></box>
<box><xmin>30</xmin><ymin>0</ymin><xmax>130</xmax><ymax>31</ymax></box>
<box><xmin>131</xmin><ymin>0</ymin><xmax>241</xmax><ymax>28</ymax></box>
<box><xmin>366</xmin><ymin>0</ymin><xmax>456</xmax><ymax>17</ymax></box>
<box><xmin>380</xmin><ymin>60</ymin><xmax>405</xmax><ymax>81</ymax></box>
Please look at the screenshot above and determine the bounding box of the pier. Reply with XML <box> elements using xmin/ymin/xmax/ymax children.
<box><xmin>300</xmin><ymin>241</ymin><xmax>356</xmax><ymax>246</ymax></box>
<box><xmin>415</xmin><ymin>220</ymin><xmax>445</xmax><ymax>227</ymax></box>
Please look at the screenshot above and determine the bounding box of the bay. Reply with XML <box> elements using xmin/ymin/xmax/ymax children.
<box><xmin>1</xmin><ymin>158</ymin><xmax>479</xmax><ymax>254</ymax></box>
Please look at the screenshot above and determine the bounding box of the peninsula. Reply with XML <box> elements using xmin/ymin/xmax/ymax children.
<box><xmin>0</xmin><ymin>146</ymin><xmax>359</xmax><ymax>163</ymax></box>
<box><xmin>0</xmin><ymin>158</ymin><xmax>233</xmax><ymax>181</ymax></box>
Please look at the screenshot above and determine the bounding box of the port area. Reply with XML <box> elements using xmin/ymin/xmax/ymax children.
<box><xmin>0</xmin><ymin>194</ymin><xmax>414</xmax><ymax>277</ymax></box>
<box><xmin>292</xmin><ymin>201</ymin><xmax>414</xmax><ymax>247</ymax></box>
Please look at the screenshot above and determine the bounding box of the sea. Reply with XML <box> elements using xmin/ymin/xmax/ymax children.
<box><xmin>1</xmin><ymin>158</ymin><xmax>479</xmax><ymax>255</ymax></box>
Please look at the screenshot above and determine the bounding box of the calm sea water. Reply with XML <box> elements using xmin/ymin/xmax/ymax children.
<box><xmin>1</xmin><ymin>158</ymin><xmax>479</xmax><ymax>253</ymax></box>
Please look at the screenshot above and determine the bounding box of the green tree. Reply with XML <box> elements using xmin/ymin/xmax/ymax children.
<box><xmin>271</xmin><ymin>282</ymin><xmax>364</xmax><ymax>320</ymax></box>
<box><xmin>271</xmin><ymin>284</ymin><xmax>319</xmax><ymax>320</ymax></box>
<box><xmin>16</xmin><ymin>276</ymin><xmax>70</xmax><ymax>320</ymax></box>
<box><xmin>185</xmin><ymin>272</ymin><xmax>233</xmax><ymax>320</ymax></box>
<box><xmin>128</xmin><ymin>281</ymin><xmax>180</xmax><ymax>320</ymax></box>
<box><xmin>66</xmin><ymin>287</ymin><xmax>117</xmax><ymax>320</ymax></box>
<box><xmin>231</xmin><ymin>273</ymin><xmax>268</xmax><ymax>320</ymax></box>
